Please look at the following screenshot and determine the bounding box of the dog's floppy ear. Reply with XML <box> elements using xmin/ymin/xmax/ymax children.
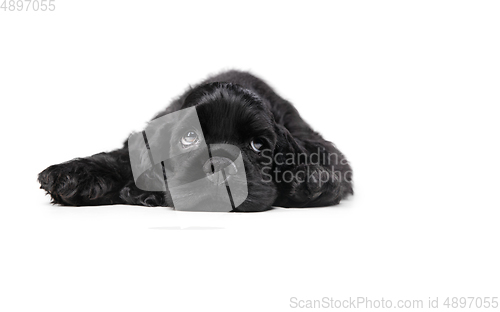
<box><xmin>273</xmin><ymin>123</ymin><xmax>306</xmax><ymax>165</ymax></box>
<box><xmin>271</xmin><ymin>123</ymin><xmax>308</xmax><ymax>200</ymax></box>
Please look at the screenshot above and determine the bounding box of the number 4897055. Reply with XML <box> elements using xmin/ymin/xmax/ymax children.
<box><xmin>1</xmin><ymin>0</ymin><xmax>56</xmax><ymax>11</ymax></box>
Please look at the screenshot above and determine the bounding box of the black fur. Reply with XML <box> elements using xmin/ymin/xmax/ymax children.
<box><xmin>38</xmin><ymin>70</ymin><xmax>353</xmax><ymax>212</ymax></box>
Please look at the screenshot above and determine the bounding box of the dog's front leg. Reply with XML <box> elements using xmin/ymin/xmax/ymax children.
<box><xmin>38</xmin><ymin>148</ymin><xmax>166</xmax><ymax>207</ymax></box>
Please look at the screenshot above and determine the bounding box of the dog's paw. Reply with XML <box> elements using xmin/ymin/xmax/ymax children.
<box><xmin>38</xmin><ymin>159</ymin><xmax>113</xmax><ymax>205</ymax></box>
<box><xmin>287</xmin><ymin>165</ymin><xmax>333</xmax><ymax>203</ymax></box>
<box><xmin>119</xmin><ymin>184</ymin><xmax>166</xmax><ymax>207</ymax></box>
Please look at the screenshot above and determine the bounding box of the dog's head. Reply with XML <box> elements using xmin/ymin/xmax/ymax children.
<box><xmin>130</xmin><ymin>82</ymin><xmax>282</xmax><ymax>211</ymax></box>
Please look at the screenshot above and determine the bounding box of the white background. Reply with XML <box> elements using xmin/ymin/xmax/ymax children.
<box><xmin>1</xmin><ymin>1</ymin><xmax>499</xmax><ymax>311</ymax></box>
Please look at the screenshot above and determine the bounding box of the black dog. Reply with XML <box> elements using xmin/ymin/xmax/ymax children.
<box><xmin>38</xmin><ymin>70</ymin><xmax>353</xmax><ymax>212</ymax></box>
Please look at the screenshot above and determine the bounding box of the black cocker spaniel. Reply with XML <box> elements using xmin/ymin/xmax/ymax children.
<box><xmin>39</xmin><ymin>70</ymin><xmax>353</xmax><ymax>212</ymax></box>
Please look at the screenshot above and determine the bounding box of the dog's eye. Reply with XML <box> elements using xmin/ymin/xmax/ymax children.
<box><xmin>180</xmin><ymin>131</ymin><xmax>199</xmax><ymax>147</ymax></box>
<box><xmin>250</xmin><ymin>138</ymin><xmax>265</xmax><ymax>153</ymax></box>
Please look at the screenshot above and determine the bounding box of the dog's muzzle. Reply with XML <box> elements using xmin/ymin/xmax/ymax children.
<box><xmin>202</xmin><ymin>156</ymin><xmax>238</xmax><ymax>185</ymax></box>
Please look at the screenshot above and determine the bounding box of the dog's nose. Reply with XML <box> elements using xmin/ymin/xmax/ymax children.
<box><xmin>202</xmin><ymin>157</ymin><xmax>238</xmax><ymax>185</ymax></box>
